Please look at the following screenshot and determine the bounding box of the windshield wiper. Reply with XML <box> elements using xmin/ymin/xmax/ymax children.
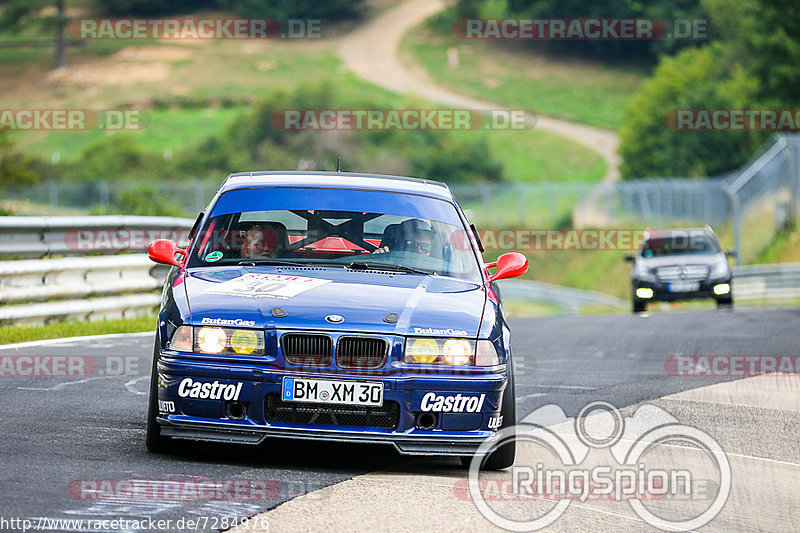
<box><xmin>347</xmin><ymin>261</ymin><xmax>433</xmax><ymax>275</ymax></box>
<box><xmin>237</xmin><ymin>259</ymin><xmax>313</xmax><ymax>267</ymax></box>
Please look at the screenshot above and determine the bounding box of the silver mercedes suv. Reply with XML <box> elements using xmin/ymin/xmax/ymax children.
<box><xmin>625</xmin><ymin>227</ymin><xmax>735</xmax><ymax>313</ymax></box>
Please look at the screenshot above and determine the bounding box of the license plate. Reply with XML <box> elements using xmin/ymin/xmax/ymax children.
<box><xmin>668</xmin><ymin>281</ymin><xmax>700</xmax><ymax>292</ymax></box>
<box><xmin>282</xmin><ymin>377</ymin><xmax>383</xmax><ymax>407</ymax></box>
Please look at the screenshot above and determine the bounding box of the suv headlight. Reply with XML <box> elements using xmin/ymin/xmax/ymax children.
<box><xmin>404</xmin><ymin>338</ymin><xmax>500</xmax><ymax>366</ymax></box>
<box><xmin>168</xmin><ymin>325</ymin><xmax>265</xmax><ymax>356</ymax></box>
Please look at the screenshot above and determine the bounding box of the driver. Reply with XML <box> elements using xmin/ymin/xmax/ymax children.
<box><xmin>374</xmin><ymin>218</ymin><xmax>433</xmax><ymax>256</ymax></box>
<box><xmin>241</xmin><ymin>225</ymin><xmax>279</xmax><ymax>259</ymax></box>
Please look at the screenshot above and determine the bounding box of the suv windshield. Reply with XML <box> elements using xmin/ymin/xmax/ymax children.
<box><xmin>188</xmin><ymin>187</ymin><xmax>481</xmax><ymax>281</ymax></box>
<box><xmin>641</xmin><ymin>233</ymin><xmax>721</xmax><ymax>257</ymax></box>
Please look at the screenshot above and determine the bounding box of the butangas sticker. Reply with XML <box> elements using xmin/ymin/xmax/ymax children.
<box><xmin>202</xmin><ymin>273</ymin><xmax>332</xmax><ymax>299</ymax></box>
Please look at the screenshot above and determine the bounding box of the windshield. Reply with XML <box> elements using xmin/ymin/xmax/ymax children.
<box><xmin>641</xmin><ymin>233</ymin><xmax>721</xmax><ymax>257</ymax></box>
<box><xmin>188</xmin><ymin>187</ymin><xmax>481</xmax><ymax>281</ymax></box>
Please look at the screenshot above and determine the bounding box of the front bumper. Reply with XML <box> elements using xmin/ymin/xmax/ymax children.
<box><xmin>633</xmin><ymin>277</ymin><xmax>732</xmax><ymax>302</ymax></box>
<box><xmin>154</xmin><ymin>353</ymin><xmax>507</xmax><ymax>456</ymax></box>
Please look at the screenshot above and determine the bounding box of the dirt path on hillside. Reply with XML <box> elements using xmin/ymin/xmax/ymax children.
<box><xmin>338</xmin><ymin>0</ymin><xmax>621</xmax><ymax>184</ymax></box>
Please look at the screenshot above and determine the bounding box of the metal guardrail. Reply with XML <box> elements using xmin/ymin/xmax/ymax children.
<box><xmin>499</xmin><ymin>264</ymin><xmax>800</xmax><ymax>313</ymax></box>
<box><xmin>0</xmin><ymin>255</ymin><xmax>167</xmax><ymax>305</ymax></box>
<box><xmin>0</xmin><ymin>215</ymin><xmax>192</xmax><ymax>259</ymax></box>
<box><xmin>733</xmin><ymin>263</ymin><xmax>800</xmax><ymax>300</ymax></box>
<box><xmin>497</xmin><ymin>279</ymin><xmax>627</xmax><ymax>313</ymax></box>
<box><xmin>0</xmin><ymin>217</ymin><xmax>798</xmax><ymax>324</ymax></box>
<box><xmin>0</xmin><ymin>216</ymin><xmax>192</xmax><ymax>324</ymax></box>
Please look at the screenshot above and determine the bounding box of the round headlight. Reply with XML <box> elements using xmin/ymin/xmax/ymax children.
<box><xmin>443</xmin><ymin>339</ymin><xmax>473</xmax><ymax>365</ymax></box>
<box><xmin>230</xmin><ymin>329</ymin><xmax>259</xmax><ymax>354</ymax></box>
<box><xmin>197</xmin><ymin>327</ymin><xmax>227</xmax><ymax>354</ymax></box>
<box><xmin>407</xmin><ymin>338</ymin><xmax>440</xmax><ymax>363</ymax></box>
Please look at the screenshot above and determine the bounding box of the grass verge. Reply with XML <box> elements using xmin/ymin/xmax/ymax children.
<box><xmin>0</xmin><ymin>314</ymin><xmax>156</xmax><ymax>345</ymax></box>
<box><xmin>401</xmin><ymin>7</ymin><xmax>646</xmax><ymax>131</ymax></box>
<box><xmin>3</xmin><ymin>12</ymin><xmax>608</xmax><ymax>185</ymax></box>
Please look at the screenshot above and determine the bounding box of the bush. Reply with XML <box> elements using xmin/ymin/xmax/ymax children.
<box><xmin>105</xmin><ymin>184</ymin><xmax>183</xmax><ymax>216</ymax></box>
<box><xmin>477</xmin><ymin>0</ymin><xmax>711</xmax><ymax>64</ymax></box>
<box><xmin>180</xmin><ymin>81</ymin><xmax>506</xmax><ymax>183</ymax></box>
<box><xmin>96</xmin><ymin>0</ymin><xmax>215</xmax><ymax>16</ymax></box>
<box><xmin>98</xmin><ymin>0</ymin><xmax>365</xmax><ymax>21</ymax></box>
<box><xmin>61</xmin><ymin>134</ymin><xmax>167</xmax><ymax>181</ymax></box>
<box><xmin>0</xmin><ymin>131</ymin><xmax>41</xmax><ymax>192</ymax></box>
<box><xmin>217</xmin><ymin>0</ymin><xmax>365</xmax><ymax>21</ymax></box>
<box><xmin>619</xmin><ymin>44</ymin><xmax>766</xmax><ymax>178</ymax></box>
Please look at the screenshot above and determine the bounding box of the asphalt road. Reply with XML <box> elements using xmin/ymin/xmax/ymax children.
<box><xmin>0</xmin><ymin>307</ymin><xmax>798</xmax><ymax>532</ymax></box>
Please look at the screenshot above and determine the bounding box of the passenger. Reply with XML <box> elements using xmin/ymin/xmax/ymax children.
<box><xmin>241</xmin><ymin>225</ymin><xmax>279</xmax><ymax>259</ymax></box>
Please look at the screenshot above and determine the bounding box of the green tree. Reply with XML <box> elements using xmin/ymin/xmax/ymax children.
<box><xmin>619</xmin><ymin>44</ymin><xmax>764</xmax><ymax>178</ymax></box>
<box><xmin>501</xmin><ymin>0</ymin><xmax>709</xmax><ymax>63</ymax></box>
<box><xmin>0</xmin><ymin>0</ymin><xmax>69</xmax><ymax>68</ymax></box>
<box><xmin>704</xmin><ymin>0</ymin><xmax>799</xmax><ymax>105</ymax></box>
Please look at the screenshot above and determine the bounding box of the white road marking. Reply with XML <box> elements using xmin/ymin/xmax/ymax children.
<box><xmin>18</xmin><ymin>375</ymin><xmax>116</xmax><ymax>391</ymax></box>
<box><xmin>518</xmin><ymin>393</ymin><xmax>547</xmax><ymax>400</ymax></box>
<box><xmin>537</xmin><ymin>384</ymin><xmax>596</xmax><ymax>390</ymax></box>
<box><xmin>0</xmin><ymin>331</ymin><xmax>152</xmax><ymax>351</ymax></box>
<box><xmin>124</xmin><ymin>375</ymin><xmax>149</xmax><ymax>395</ymax></box>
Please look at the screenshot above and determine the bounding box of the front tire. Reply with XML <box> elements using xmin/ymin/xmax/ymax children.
<box><xmin>633</xmin><ymin>299</ymin><xmax>647</xmax><ymax>313</ymax></box>
<box><xmin>461</xmin><ymin>368</ymin><xmax>516</xmax><ymax>470</ymax></box>
<box><xmin>716</xmin><ymin>296</ymin><xmax>733</xmax><ymax>309</ymax></box>
<box><xmin>146</xmin><ymin>332</ymin><xmax>175</xmax><ymax>453</ymax></box>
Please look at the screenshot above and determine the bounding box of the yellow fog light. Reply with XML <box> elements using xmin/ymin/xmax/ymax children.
<box><xmin>197</xmin><ymin>327</ymin><xmax>227</xmax><ymax>354</ymax></box>
<box><xmin>406</xmin><ymin>338</ymin><xmax>440</xmax><ymax>363</ymax></box>
<box><xmin>636</xmin><ymin>287</ymin><xmax>654</xmax><ymax>299</ymax></box>
<box><xmin>713</xmin><ymin>283</ymin><xmax>731</xmax><ymax>295</ymax></box>
<box><xmin>443</xmin><ymin>339</ymin><xmax>474</xmax><ymax>366</ymax></box>
<box><xmin>230</xmin><ymin>329</ymin><xmax>259</xmax><ymax>354</ymax></box>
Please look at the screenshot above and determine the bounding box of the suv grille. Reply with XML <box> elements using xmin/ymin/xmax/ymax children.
<box><xmin>655</xmin><ymin>265</ymin><xmax>710</xmax><ymax>282</ymax></box>
<box><xmin>281</xmin><ymin>333</ymin><xmax>333</xmax><ymax>366</ymax></box>
<box><xmin>265</xmin><ymin>395</ymin><xmax>399</xmax><ymax>428</ymax></box>
<box><xmin>336</xmin><ymin>337</ymin><xmax>388</xmax><ymax>369</ymax></box>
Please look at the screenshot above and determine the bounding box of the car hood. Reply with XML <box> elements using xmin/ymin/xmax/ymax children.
<box><xmin>183</xmin><ymin>266</ymin><xmax>487</xmax><ymax>336</ymax></box>
<box><xmin>637</xmin><ymin>253</ymin><xmax>727</xmax><ymax>269</ymax></box>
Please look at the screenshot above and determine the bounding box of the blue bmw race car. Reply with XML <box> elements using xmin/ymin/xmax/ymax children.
<box><xmin>146</xmin><ymin>171</ymin><xmax>528</xmax><ymax>469</ymax></box>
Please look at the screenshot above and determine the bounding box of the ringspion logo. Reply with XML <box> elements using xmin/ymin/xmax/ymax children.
<box><xmin>467</xmin><ymin>402</ymin><xmax>730</xmax><ymax>531</ymax></box>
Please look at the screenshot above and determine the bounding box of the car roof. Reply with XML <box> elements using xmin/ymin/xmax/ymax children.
<box><xmin>221</xmin><ymin>171</ymin><xmax>454</xmax><ymax>201</ymax></box>
<box><xmin>644</xmin><ymin>227</ymin><xmax>716</xmax><ymax>238</ymax></box>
